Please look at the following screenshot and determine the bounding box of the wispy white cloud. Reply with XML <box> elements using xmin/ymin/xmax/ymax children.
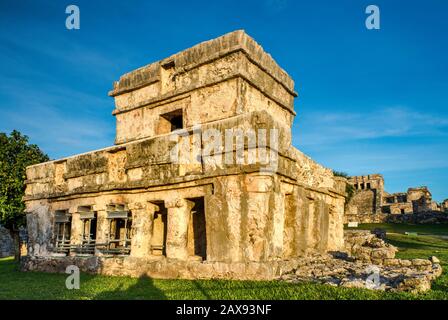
<box><xmin>0</xmin><ymin>24</ymin><xmax>124</xmax><ymax>159</ymax></box>
<box><xmin>292</xmin><ymin>106</ymin><xmax>448</xmax><ymax>193</ymax></box>
<box><xmin>308</xmin><ymin>142</ymin><xmax>448</xmax><ymax>173</ymax></box>
<box><xmin>294</xmin><ymin>106</ymin><xmax>448</xmax><ymax>146</ymax></box>
<box><xmin>0</xmin><ymin>81</ymin><xmax>115</xmax><ymax>159</ymax></box>
<box><xmin>0</xmin><ymin>28</ymin><xmax>133</xmax><ymax>80</ymax></box>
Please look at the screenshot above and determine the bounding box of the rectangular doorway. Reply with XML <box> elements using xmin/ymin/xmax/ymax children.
<box><xmin>151</xmin><ymin>201</ymin><xmax>168</xmax><ymax>256</ymax></box>
<box><xmin>187</xmin><ymin>197</ymin><xmax>207</xmax><ymax>260</ymax></box>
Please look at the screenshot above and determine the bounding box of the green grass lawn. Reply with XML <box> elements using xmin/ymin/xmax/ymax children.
<box><xmin>349</xmin><ymin>223</ymin><xmax>448</xmax><ymax>236</ymax></box>
<box><xmin>1</xmin><ymin>223</ymin><xmax>448</xmax><ymax>300</ymax></box>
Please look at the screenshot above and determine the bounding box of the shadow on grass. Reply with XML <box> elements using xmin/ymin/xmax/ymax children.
<box><xmin>191</xmin><ymin>280</ymin><xmax>212</xmax><ymax>299</ymax></box>
<box><xmin>354</xmin><ymin>223</ymin><xmax>448</xmax><ymax>236</ymax></box>
<box><xmin>386</xmin><ymin>238</ymin><xmax>448</xmax><ymax>251</ymax></box>
<box><xmin>92</xmin><ymin>275</ymin><xmax>167</xmax><ymax>300</ymax></box>
<box><xmin>430</xmin><ymin>279</ymin><xmax>448</xmax><ymax>293</ymax></box>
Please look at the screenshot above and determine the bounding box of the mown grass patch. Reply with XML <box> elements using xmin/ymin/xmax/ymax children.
<box><xmin>350</xmin><ymin>223</ymin><xmax>448</xmax><ymax>236</ymax></box>
<box><xmin>1</xmin><ymin>223</ymin><xmax>447</xmax><ymax>300</ymax></box>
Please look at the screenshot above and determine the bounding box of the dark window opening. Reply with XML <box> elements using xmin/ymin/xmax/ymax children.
<box><xmin>102</xmin><ymin>204</ymin><xmax>132</xmax><ymax>255</ymax></box>
<box><xmin>170</xmin><ymin>115</ymin><xmax>183</xmax><ymax>131</ymax></box>
<box><xmin>88</xmin><ymin>218</ymin><xmax>97</xmax><ymax>240</ymax></box>
<box><xmin>79</xmin><ymin>206</ymin><xmax>97</xmax><ymax>241</ymax></box>
<box><xmin>400</xmin><ymin>209</ymin><xmax>405</xmax><ymax>214</ymax></box>
<box><xmin>151</xmin><ymin>201</ymin><xmax>168</xmax><ymax>256</ymax></box>
<box><xmin>360</xmin><ymin>183</ymin><xmax>365</xmax><ymax>190</ymax></box>
<box><xmin>367</xmin><ymin>183</ymin><xmax>371</xmax><ymax>189</ymax></box>
<box><xmin>110</xmin><ymin>219</ymin><xmax>132</xmax><ymax>243</ymax></box>
<box><xmin>412</xmin><ymin>200</ymin><xmax>419</xmax><ymax>212</ymax></box>
<box><xmin>54</xmin><ymin>210</ymin><xmax>71</xmax><ymax>254</ymax></box>
<box><xmin>158</xmin><ymin>109</ymin><xmax>184</xmax><ymax>134</ymax></box>
<box><xmin>78</xmin><ymin>206</ymin><xmax>97</xmax><ymax>255</ymax></box>
<box><xmin>162</xmin><ymin>60</ymin><xmax>175</xmax><ymax>70</ymax></box>
<box><xmin>187</xmin><ymin>197</ymin><xmax>207</xmax><ymax>261</ymax></box>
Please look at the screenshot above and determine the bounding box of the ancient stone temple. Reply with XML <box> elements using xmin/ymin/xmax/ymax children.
<box><xmin>22</xmin><ymin>30</ymin><xmax>347</xmax><ymax>279</ymax></box>
<box><xmin>345</xmin><ymin>174</ymin><xmax>444</xmax><ymax>224</ymax></box>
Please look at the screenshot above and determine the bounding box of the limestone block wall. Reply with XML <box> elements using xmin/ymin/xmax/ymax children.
<box><xmin>22</xmin><ymin>30</ymin><xmax>347</xmax><ymax>278</ymax></box>
<box><xmin>24</xmin><ymin>110</ymin><xmax>293</xmax><ymax>202</ymax></box>
<box><xmin>407</xmin><ymin>187</ymin><xmax>433</xmax><ymax>212</ymax></box>
<box><xmin>0</xmin><ymin>226</ymin><xmax>14</xmax><ymax>257</ymax></box>
<box><xmin>343</xmin><ymin>213</ymin><xmax>388</xmax><ymax>224</ymax></box>
<box><xmin>25</xmin><ymin>170</ymin><xmax>344</xmax><ymax>265</ymax></box>
<box><xmin>442</xmin><ymin>199</ymin><xmax>448</xmax><ymax>212</ymax></box>
<box><xmin>345</xmin><ymin>173</ymin><xmax>447</xmax><ymax>224</ymax></box>
<box><xmin>349</xmin><ymin>189</ymin><xmax>376</xmax><ymax>215</ymax></box>
<box><xmin>109</xmin><ymin>30</ymin><xmax>296</xmax><ymax>145</ymax></box>
<box><xmin>347</xmin><ymin>174</ymin><xmax>384</xmax><ymax>215</ymax></box>
<box><xmin>388</xmin><ymin>202</ymin><xmax>414</xmax><ymax>214</ymax></box>
<box><xmin>26</xmin><ymin>200</ymin><xmax>53</xmax><ymax>256</ymax></box>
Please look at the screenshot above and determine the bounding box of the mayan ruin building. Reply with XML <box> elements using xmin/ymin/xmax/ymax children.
<box><xmin>19</xmin><ymin>30</ymin><xmax>349</xmax><ymax>279</ymax></box>
<box><xmin>345</xmin><ymin>174</ymin><xmax>447</xmax><ymax>224</ymax></box>
<box><xmin>0</xmin><ymin>225</ymin><xmax>14</xmax><ymax>258</ymax></box>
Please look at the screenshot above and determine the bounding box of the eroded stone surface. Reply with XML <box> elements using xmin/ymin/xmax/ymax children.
<box><xmin>279</xmin><ymin>231</ymin><xmax>442</xmax><ymax>293</ymax></box>
<box><xmin>280</xmin><ymin>253</ymin><xmax>442</xmax><ymax>293</ymax></box>
<box><xmin>0</xmin><ymin>226</ymin><xmax>13</xmax><ymax>257</ymax></box>
<box><xmin>22</xmin><ymin>31</ymin><xmax>346</xmax><ymax>280</ymax></box>
<box><xmin>344</xmin><ymin>230</ymin><xmax>398</xmax><ymax>264</ymax></box>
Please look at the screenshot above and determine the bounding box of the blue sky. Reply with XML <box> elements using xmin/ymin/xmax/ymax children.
<box><xmin>0</xmin><ymin>0</ymin><xmax>447</xmax><ymax>201</ymax></box>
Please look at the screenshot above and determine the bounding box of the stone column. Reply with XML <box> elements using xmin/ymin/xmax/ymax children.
<box><xmin>317</xmin><ymin>201</ymin><xmax>329</xmax><ymax>253</ymax></box>
<box><xmin>305</xmin><ymin>197</ymin><xmax>316</xmax><ymax>251</ymax></box>
<box><xmin>165</xmin><ymin>198</ymin><xmax>194</xmax><ymax>260</ymax></box>
<box><xmin>331</xmin><ymin>198</ymin><xmax>345</xmax><ymax>250</ymax></box>
<box><xmin>326</xmin><ymin>203</ymin><xmax>338</xmax><ymax>251</ymax></box>
<box><xmin>244</xmin><ymin>174</ymin><xmax>274</xmax><ymax>262</ymax></box>
<box><xmin>280</xmin><ymin>183</ymin><xmax>296</xmax><ymax>259</ymax></box>
<box><xmin>129</xmin><ymin>202</ymin><xmax>158</xmax><ymax>258</ymax></box>
<box><xmin>294</xmin><ymin>188</ymin><xmax>307</xmax><ymax>256</ymax></box>
<box><xmin>94</xmin><ymin>206</ymin><xmax>109</xmax><ymax>245</ymax></box>
<box><xmin>223</xmin><ymin>176</ymin><xmax>242</xmax><ymax>262</ymax></box>
<box><xmin>69</xmin><ymin>208</ymin><xmax>82</xmax><ymax>246</ymax></box>
<box><xmin>270</xmin><ymin>190</ymin><xmax>285</xmax><ymax>259</ymax></box>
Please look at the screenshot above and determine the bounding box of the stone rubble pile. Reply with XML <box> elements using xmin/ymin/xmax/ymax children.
<box><xmin>279</xmin><ymin>230</ymin><xmax>442</xmax><ymax>293</ymax></box>
<box><xmin>344</xmin><ymin>229</ymin><xmax>398</xmax><ymax>264</ymax></box>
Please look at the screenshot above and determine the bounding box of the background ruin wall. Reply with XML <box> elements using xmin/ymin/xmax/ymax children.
<box><xmin>345</xmin><ymin>174</ymin><xmax>446</xmax><ymax>224</ymax></box>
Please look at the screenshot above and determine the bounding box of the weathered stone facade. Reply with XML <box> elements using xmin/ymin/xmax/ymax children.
<box><xmin>0</xmin><ymin>226</ymin><xmax>13</xmax><ymax>258</ymax></box>
<box><xmin>345</xmin><ymin>174</ymin><xmax>446</xmax><ymax>224</ymax></box>
<box><xmin>21</xmin><ymin>31</ymin><xmax>347</xmax><ymax>279</ymax></box>
<box><xmin>441</xmin><ymin>199</ymin><xmax>448</xmax><ymax>213</ymax></box>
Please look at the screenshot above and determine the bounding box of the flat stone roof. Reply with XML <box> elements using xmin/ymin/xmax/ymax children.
<box><xmin>108</xmin><ymin>30</ymin><xmax>296</xmax><ymax>97</ymax></box>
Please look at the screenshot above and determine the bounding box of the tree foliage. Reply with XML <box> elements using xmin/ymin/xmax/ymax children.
<box><xmin>0</xmin><ymin>130</ymin><xmax>49</xmax><ymax>229</ymax></box>
<box><xmin>332</xmin><ymin>170</ymin><xmax>350</xmax><ymax>178</ymax></box>
<box><xmin>332</xmin><ymin>170</ymin><xmax>354</xmax><ymax>205</ymax></box>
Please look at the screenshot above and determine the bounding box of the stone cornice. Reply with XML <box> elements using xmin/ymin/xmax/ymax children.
<box><xmin>108</xmin><ymin>30</ymin><xmax>297</xmax><ymax>98</ymax></box>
